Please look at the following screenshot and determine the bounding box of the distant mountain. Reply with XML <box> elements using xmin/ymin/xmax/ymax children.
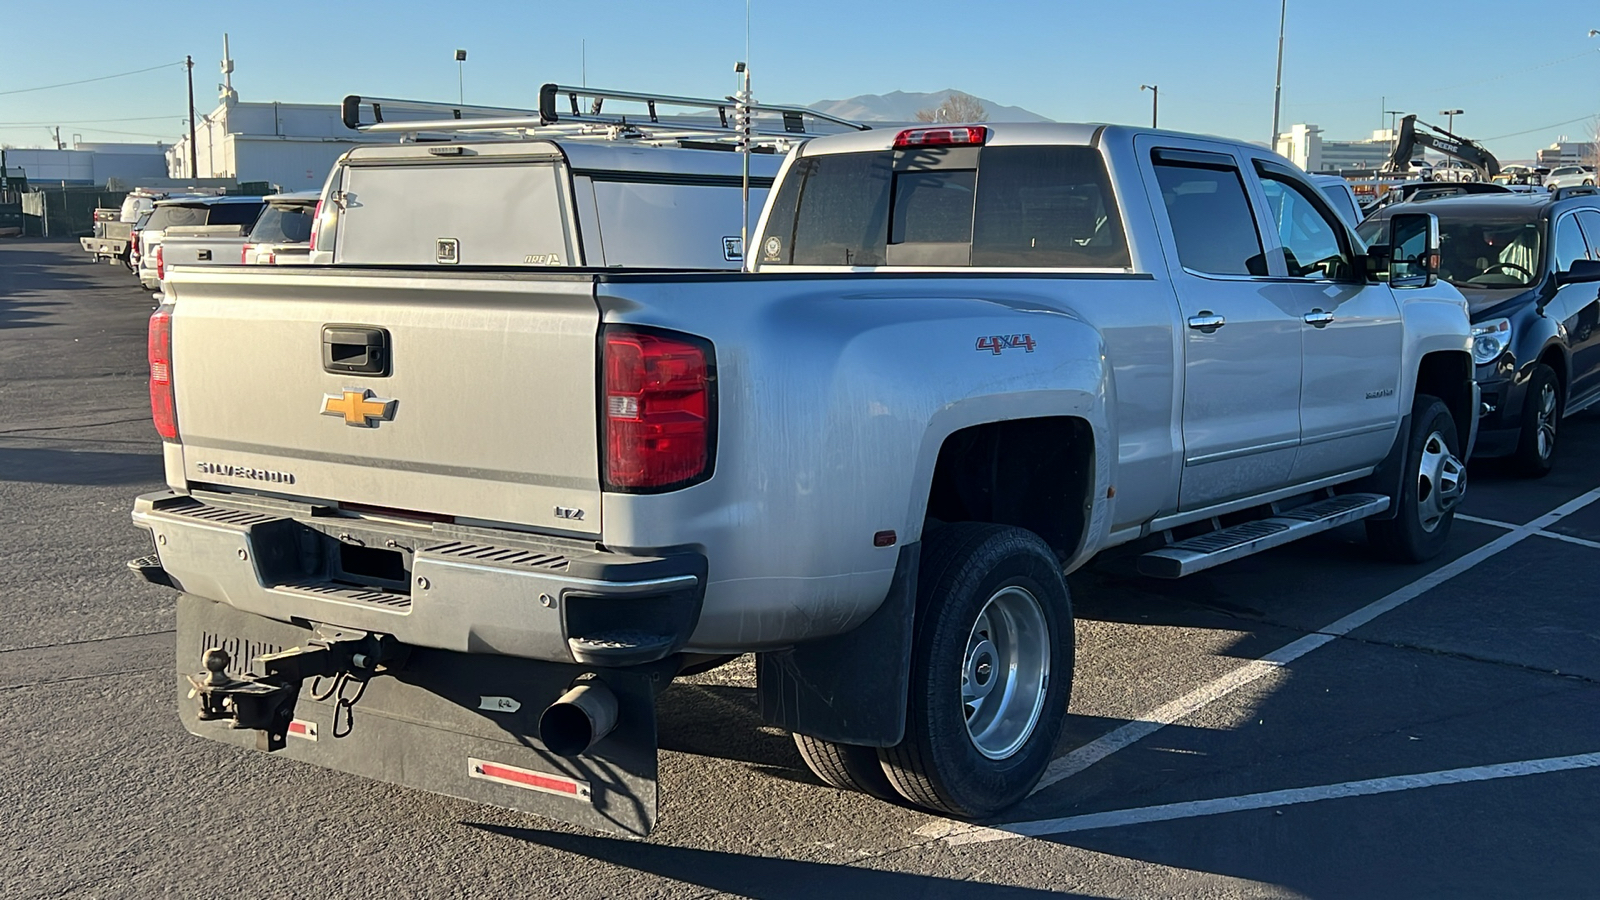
<box><xmin>808</xmin><ymin>90</ymin><xmax>1052</xmax><ymax>124</ymax></box>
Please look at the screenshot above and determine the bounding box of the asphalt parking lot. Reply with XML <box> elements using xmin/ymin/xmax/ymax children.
<box><xmin>3</xmin><ymin>238</ymin><xmax>1598</xmax><ymax>899</ymax></box>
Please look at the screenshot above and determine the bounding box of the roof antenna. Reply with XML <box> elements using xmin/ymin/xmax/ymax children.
<box><xmin>737</xmin><ymin>0</ymin><xmax>752</xmax><ymax>268</ymax></box>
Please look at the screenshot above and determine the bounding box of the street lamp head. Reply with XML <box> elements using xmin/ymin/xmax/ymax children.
<box><xmin>1140</xmin><ymin>84</ymin><xmax>1156</xmax><ymax>91</ymax></box>
<box><xmin>455</xmin><ymin>49</ymin><xmax>467</xmax><ymax>62</ymax></box>
<box><xmin>1589</xmin><ymin>29</ymin><xmax>1599</xmax><ymax>36</ymax></box>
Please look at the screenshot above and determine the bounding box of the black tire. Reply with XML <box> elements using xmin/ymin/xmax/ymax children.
<box><xmin>877</xmin><ymin>523</ymin><xmax>1073</xmax><ymax>817</ymax></box>
<box><xmin>792</xmin><ymin>734</ymin><xmax>899</xmax><ymax>800</ymax></box>
<box><xmin>1366</xmin><ymin>395</ymin><xmax>1465</xmax><ymax>562</ymax></box>
<box><xmin>1512</xmin><ymin>363</ymin><xmax>1562</xmax><ymax>478</ymax></box>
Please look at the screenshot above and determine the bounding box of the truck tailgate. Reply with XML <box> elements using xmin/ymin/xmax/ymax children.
<box><xmin>165</xmin><ymin>267</ymin><xmax>602</xmax><ymax>535</ymax></box>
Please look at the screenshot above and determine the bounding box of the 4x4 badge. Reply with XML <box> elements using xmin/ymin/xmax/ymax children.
<box><xmin>322</xmin><ymin>389</ymin><xmax>398</xmax><ymax>427</ymax></box>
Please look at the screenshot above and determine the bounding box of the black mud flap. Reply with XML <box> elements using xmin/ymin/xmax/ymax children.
<box><xmin>176</xmin><ymin>594</ymin><xmax>669</xmax><ymax>838</ymax></box>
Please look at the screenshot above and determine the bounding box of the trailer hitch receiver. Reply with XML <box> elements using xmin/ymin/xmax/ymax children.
<box><xmin>186</xmin><ymin>635</ymin><xmax>400</xmax><ymax>752</ymax></box>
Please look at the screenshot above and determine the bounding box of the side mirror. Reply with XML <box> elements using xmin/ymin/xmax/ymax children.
<box><xmin>1387</xmin><ymin>212</ymin><xmax>1440</xmax><ymax>288</ymax></box>
<box><xmin>1555</xmin><ymin>258</ymin><xmax>1600</xmax><ymax>287</ymax></box>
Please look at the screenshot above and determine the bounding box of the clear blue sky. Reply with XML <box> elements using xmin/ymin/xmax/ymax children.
<box><xmin>3</xmin><ymin>0</ymin><xmax>1598</xmax><ymax>162</ymax></box>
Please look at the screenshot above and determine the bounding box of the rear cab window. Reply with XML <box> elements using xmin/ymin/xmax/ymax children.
<box><xmin>758</xmin><ymin>142</ymin><xmax>1130</xmax><ymax>269</ymax></box>
<box><xmin>249</xmin><ymin>204</ymin><xmax>315</xmax><ymax>244</ymax></box>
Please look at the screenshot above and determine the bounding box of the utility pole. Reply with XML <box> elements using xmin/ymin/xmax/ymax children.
<box><xmin>52</xmin><ymin>126</ymin><xmax>63</xmax><ymax>150</ymax></box>
<box><xmin>1140</xmin><ymin>85</ymin><xmax>1159</xmax><ymax>128</ymax></box>
<box><xmin>186</xmin><ymin>55</ymin><xmax>197</xmax><ymax>178</ymax></box>
<box><xmin>1270</xmin><ymin>0</ymin><xmax>1287</xmax><ymax>149</ymax></box>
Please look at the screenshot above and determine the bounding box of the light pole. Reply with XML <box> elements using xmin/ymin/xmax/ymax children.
<box><xmin>1270</xmin><ymin>0</ymin><xmax>1287</xmax><ymax>148</ymax></box>
<box><xmin>455</xmin><ymin>49</ymin><xmax>467</xmax><ymax>105</ymax></box>
<box><xmin>1440</xmin><ymin>108</ymin><xmax>1463</xmax><ymax>135</ymax></box>
<box><xmin>1140</xmin><ymin>85</ymin><xmax>1158</xmax><ymax>128</ymax></box>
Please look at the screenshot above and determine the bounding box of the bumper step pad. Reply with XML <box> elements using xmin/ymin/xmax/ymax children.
<box><xmin>1137</xmin><ymin>493</ymin><xmax>1390</xmax><ymax>579</ymax></box>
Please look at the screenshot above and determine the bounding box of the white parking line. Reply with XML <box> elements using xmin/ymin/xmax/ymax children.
<box><xmin>1454</xmin><ymin>513</ymin><xmax>1517</xmax><ymax>529</ymax></box>
<box><xmin>1023</xmin><ymin>486</ymin><xmax>1600</xmax><ymax>796</ymax></box>
<box><xmin>935</xmin><ymin>752</ymin><xmax>1600</xmax><ymax>845</ymax></box>
<box><xmin>1535</xmin><ymin>530</ymin><xmax>1600</xmax><ymax>552</ymax></box>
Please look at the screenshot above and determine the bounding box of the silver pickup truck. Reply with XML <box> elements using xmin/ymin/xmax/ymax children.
<box><xmin>130</xmin><ymin>122</ymin><xmax>1475</xmax><ymax>837</ymax></box>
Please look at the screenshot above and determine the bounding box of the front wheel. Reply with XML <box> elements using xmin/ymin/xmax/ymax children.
<box><xmin>1367</xmin><ymin>395</ymin><xmax>1465</xmax><ymax>562</ymax></box>
<box><xmin>878</xmin><ymin>524</ymin><xmax>1073</xmax><ymax>817</ymax></box>
<box><xmin>1512</xmin><ymin>363</ymin><xmax>1561</xmax><ymax>478</ymax></box>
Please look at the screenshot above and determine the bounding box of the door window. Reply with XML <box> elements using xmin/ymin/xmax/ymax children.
<box><xmin>1151</xmin><ymin>155</ymin><xmax>1267</xmax><ymax>276</ymax></box>
<box><xmin>1575</xmin><ymin>211</ymin><xmax>1600</xmax><ymax>260</ymax></box>
<box><xmin>1257</xmin><ymin>171</ymin><xmax>1353</xmax><ymax>279</ymax></box>
<box><xmin>1553</xmin><ymin>215</ymin><xmax>1589</xmax><ymax>273</ymax></box>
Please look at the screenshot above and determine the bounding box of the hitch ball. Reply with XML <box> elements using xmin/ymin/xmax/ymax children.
<box><xmin>202</xmin><ymin>647</ymin><xmax>232</xmax><ymax>686</ymax></box>
<box><xmin>538</xmin><ymin>680</ymin><xmax>619</xmax><ymax>757</ymax></box>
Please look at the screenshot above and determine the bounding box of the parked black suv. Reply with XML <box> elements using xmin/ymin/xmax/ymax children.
<box><xmin>1362</xmin><ymin>188</ymin><xmax>1600</xmax><ymax>475</ymax></box>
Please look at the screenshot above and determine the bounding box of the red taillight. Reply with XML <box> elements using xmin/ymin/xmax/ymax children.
<box><xmin>603</xmin><ymin>328</ymin><xmax>714</xmax><ymax>491</ymax></box>
<box><xmin>148</xmin><ymin>306</ymin><xmax>177</xmax><ymax>440</ymax></box>
<box><xmin>130</xmin><ymin>230</ymin><xmax>140</xmax><ymax>254</ymax></box>
<box><xmin>307</xmin><ymin>200</ymin><xmax>323</xmax><ymax>252</ymax></box>
<box><xmin>240</xmin><ymin>243</ymin><xmax>253</xmax><ymax>264</ymax></box>
<box><xmin>155</xmin><ymin>245</ymin><xmax>165</xmax><ymax>281</ymax></box>
<box><xmin>893</xmin><ymin>125</ymin><xmax>988</xmax><ymax>148</ymax></box>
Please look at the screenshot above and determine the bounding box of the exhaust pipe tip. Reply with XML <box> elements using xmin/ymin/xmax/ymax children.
<box><xmin>538</xmin><ymin>680</ymin><xmax>618</xmax><ymax>757</ymax></box>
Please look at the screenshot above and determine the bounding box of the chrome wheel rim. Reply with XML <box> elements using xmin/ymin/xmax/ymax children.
<box><xmin>1535</xmin><ymin>382</ymin><xmax>1559</xmax><ymax>461</ymax></box>
<box><xmin>1416</xmin><ymin>430</ymin><xmax>1465</xmax><ymax>533</ymax></box>
<box><xmin>962</xmin><ymin>585</ymin><xmax>1050</xmax><ymax>760</ymax></box>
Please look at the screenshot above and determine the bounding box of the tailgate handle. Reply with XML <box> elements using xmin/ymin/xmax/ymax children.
<box><xmin>322</xmin><ymin>325</ymin><xmax>391</xmax><ymax>377</ymax></box>
<box><xmin>197</xmin><ymin>249</ymin><xmax>212</xmax><ymax>261</ymax></box>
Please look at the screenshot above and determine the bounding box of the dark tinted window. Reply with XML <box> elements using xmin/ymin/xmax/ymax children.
<box><xmin>206</xmin><ymin>202</ymin><xmax>264</xmax><ymax>227</ymax></box>
<box><xmin>760</xmin><ymin>152</ymin><xmax>891</xmax><ymax>266</ymax></box>
<box><xmin>1152</xmin><ymin>160</ymin><xmax>1266</xmax><ymax>276</ymax></box>
<box><xmin>248</xmin><ymin>204</ymin><xmax>315</xmax><ymax>243</ymax></box>
<box><xmin>1554</xmin><ymin>215</ymin><xmax>1589</xmax><ymax>273</ymax></box>
<box><xmin>971</xmin><ymin>145</ymin><xmax>1130</xmax><ymax>267</ymax></box>
<box><xmin>145</xmin><ymin>205</ymin><xmax>208</xmax><ymax>230</ymax></box>
<box><xmin>890</xmin><ymin>170</ymin><xmax>975</xmax><ymax>244</ymax></box>
<box><xmin>760</xmin><ymin>144</ymin><xmax>1129</xmax><ymax>268</ymax></box>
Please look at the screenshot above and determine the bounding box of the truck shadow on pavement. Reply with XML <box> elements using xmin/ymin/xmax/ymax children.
<box><xmin>468</xmin><ymin>824</ymin><xmax>1100</xmax><ymax>898</ymax></box>
<box><xmin>0</xmin><ymin>446</ymin><xmax>164</xmax><ymax>486</ymax></box>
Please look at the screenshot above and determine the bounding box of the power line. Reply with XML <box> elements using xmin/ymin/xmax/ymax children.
<box><xmin>1481</xmin><ymin>114</ymin><xmax>1596</xmax><ymax>142</ymax></box>
<box><xmin>0</xmin><ymin>115</ymin><xmax>179</xmax><ymax>127</ymax></box>
<box><xmin>0</xmin><ymin>61</ymin><xmax>182</xmax><ymax>97</ymax></box>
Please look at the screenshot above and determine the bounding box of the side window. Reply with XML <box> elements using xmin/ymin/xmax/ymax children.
<box><xmin>1257</xmin><ymin>169</ymin><xmax>1352</xmax><ymax>279</ymax></box>
<box><xmin>1553</xmin><ymin>215</ymin><xmax>1589</xmax><ymax>274</ymax></box>
<box><xmin>1152</xmin><ymin>156</ymin><xmax>1267</xmax><ymax>277</ymax></box>
<box><xmin>1577</xmin><ymin>211</ymin><xmax>1600</xmax><ymax>261</ymax></box>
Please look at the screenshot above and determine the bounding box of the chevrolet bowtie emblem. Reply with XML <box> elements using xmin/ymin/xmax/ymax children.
<box><xmin>321</xmin><ymin>389</ymin><xmax>397</xmax><ymax>427</ymax></box>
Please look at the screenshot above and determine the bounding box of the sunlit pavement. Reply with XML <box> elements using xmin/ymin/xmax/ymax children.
<box><xmin>4</xmin><ymin>238</ymin><xmax>1596</xmax><ymax>898</ymax></box>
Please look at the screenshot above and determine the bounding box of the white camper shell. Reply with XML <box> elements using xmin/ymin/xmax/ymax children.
<box><xmin>312</xmin><ymin>140</ymin><xmax>782</xmax><ymax>269</ymax></box>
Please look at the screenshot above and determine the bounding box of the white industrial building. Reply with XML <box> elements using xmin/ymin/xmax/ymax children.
<box><xmin>165</xmin><ymin>99</ymin><xmax>392</xmax><ymax>189</ymax></box>
<box><xmin>1</xmin><ymin>142</ymin><xmax>169</xmax><ymax>186</ymax></box>
<box><xmin>1535</xmin><ymin>140</ymin><xmax>1598</xmax><ymax>168</ymax></box>
<box><xmin>164</xmin><ymin>38</ymin><xmax>391</xmax><ymax>189</ymax></box>
<box><xmin>1275</xmin><ymin>124</ymin><xmax>1403</xmax><ymax>174</ymax></box>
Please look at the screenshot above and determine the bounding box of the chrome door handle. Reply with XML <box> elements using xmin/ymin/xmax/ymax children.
<box><xmin>1304</xmin><ymin>309</ymin><xmax>1335</xmax><ymax>328</ymax></box>
<box><xmin>1187</xmin><ymin>312</ymin><xmax>1226</xmax><ymax>333</ymax></box>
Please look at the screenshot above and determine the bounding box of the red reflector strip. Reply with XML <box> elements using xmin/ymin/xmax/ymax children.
<box><xmin>287</xmin><ymin>719</ymin><xmax>318</xmax><ymax>741</ymax></box>
<box><xmin>468</xmin><ymin>758</ymin><xmax>592</xmax><ymax>802</ymax></box>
